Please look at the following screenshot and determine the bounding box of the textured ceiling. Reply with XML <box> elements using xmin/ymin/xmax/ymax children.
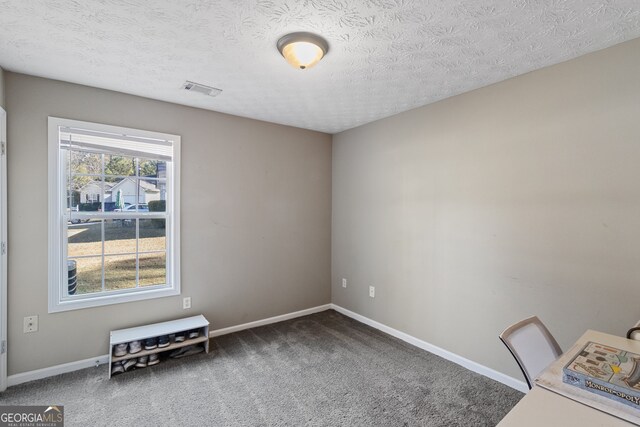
<box><xmin>1</xmin><ymin>1</ymin><xmax>639</xmax><ymax>134</ymax></box>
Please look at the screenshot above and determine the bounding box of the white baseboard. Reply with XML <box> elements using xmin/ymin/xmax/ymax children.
<box><xmin>209</xmin><ymin>304</ymin><xmax>332</xmax><ymax>338</ymax></box>
<box><xmin>5</xmin><ymin>304</ymin><xmax>332</xmax><ymax>388</ymax></box>
<box><xmin>6</xmin><ymin>302</ymin><xmax>527</xmax><ymax>394</ymax></box>
<box><xmin>7</xmin><ymin>354</ymin><xmax>109</xmax><ymax>387</ymax></box>
<box><xmin>330</xmin><ymin>304</ymin><xmax>529</xmax><ymax>393</ymax></box>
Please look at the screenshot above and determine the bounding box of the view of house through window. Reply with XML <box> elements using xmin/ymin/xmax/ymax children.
<box><xmin>49</xmin><ymin>117</ymin><xmax>180</xmax><ymax>312</ymax></box>
<box><xmin>67</xmin><ymin>153</ymin><xmax>168</xmax><ymax>294</ymax></box>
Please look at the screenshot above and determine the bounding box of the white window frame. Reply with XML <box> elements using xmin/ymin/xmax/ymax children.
<box><xmin>48</xmin><ymin>117</ymin><xmax>181</xmax><ymax>313</ymax></box>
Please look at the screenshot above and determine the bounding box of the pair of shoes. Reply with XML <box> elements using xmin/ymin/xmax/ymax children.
<box><xmin>144</xmin><ymin>337</ymin><xmax>157</xmax><ymax>350</ymax></box>
<box><xmin>148</xmin><ymin>353</ymin><xmax>160</xmax><ymax>366</ymax></box>
<box><xmin>113</xmin><ymin>340</ymin><xmax>142</xmax><ymax>356</ymax></box>
<box><xmin>174</xmin><ymin>329</ymin><xmax>198</xmax><ymax>342</ymax></box>
<box><xmin>123</xmin><ymin>359</ymin><xmax>136</xmax><ymax>371</ymax></box>
<box><xmin>158</xmin><ymin>335</ymin><xmax>170</xmax><ymax>348</ymax></box>
<box><xmin>144</xmin><ymin>335</ymin><xmax>170</xmax><ymax>350</ymax></box>
<box><xmin>129</xmin><ymin>340</ymin><xmax>142</xmax><ymax>354</ymax></box>
<box><xmin>113</xmin><ymin>343</ymin><xmax>128</xmax><ymax>357</ymax></box>
<box><xmin>169</xmin><ymin>345</ymin><xmax>204</xmax><ymax>359</ymax></box>
<box><xmin>135</xmin><ymin>356</ymin><xmax>148</xmax><ymax>368</ymax></box>
<box><xmin>111</xmin><ymin>361</ymin><xmax>124</xmax><ymax>375</ymax></box>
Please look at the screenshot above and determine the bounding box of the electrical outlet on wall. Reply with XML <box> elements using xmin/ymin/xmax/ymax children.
<box><xmin>24</xmin><ymin>315</ymin><xmax>38</xmax><ymax>333</ymax></box>
<box><xmin>369</xmin><ymin>286</ymin><xmax>375</xmax><ymax>298</ymax></box>
<box><xmin>183</xmin><ymin>297</ymin><xmax>192</xmax><ymax>310</ymax></box>
<box><xmin>342</xmin><ymin>278</ymin><xmax>347</xmax><ymax>288</ymax></box>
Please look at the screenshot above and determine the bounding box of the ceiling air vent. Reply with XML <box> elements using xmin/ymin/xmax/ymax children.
<box><xmin>182</xmin><ymin>81</ymin><xmax>222</xmax><ymax>97</ymax></box>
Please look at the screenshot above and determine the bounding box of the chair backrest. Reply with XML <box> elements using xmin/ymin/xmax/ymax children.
<box><xmin>499</xmin><ymin>316</ymin><xmax>562</xmax><ymax>389</ymax></box>
<box><xmin>627</xmin><ymin>319</ymin><xmax>640</xmax><ymax>341</ymax></box>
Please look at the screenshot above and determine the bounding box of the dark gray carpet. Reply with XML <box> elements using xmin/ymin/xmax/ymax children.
<box><xmin>0</xmin><ymin>310</ymin><xmax>523</xmax><ymax>426</ymax></box>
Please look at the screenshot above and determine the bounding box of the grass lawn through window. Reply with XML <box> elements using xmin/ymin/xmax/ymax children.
<box><xmin>68</xmin><ymin>220</ymin><xmax>166</xmax><ymax>294</ymax></box>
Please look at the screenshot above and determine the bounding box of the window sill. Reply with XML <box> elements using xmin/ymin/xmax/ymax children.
<box><xmin>48</xmin><ymin>285</ymin><xmax>180</xmax><ymax>313</ymax></box>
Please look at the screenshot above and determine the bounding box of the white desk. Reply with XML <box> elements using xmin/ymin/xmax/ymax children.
<box><xmin>498</xmin><ymin>387</ymin><xmax>633</xmax><ymax>426</ymax></box>
<box><xmin>498</xmin><ymin>330</ymin><xmax>640</xmax><ymax>426</ymax></box>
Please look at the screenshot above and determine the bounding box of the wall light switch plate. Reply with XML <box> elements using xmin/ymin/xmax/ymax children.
<box><xmin>369</xmin><ymin>286</ymin><xmax>375</xmax><ymax>298</ymax></box>
<box><xmin>24</xmin><ymin>315</ymin><xmax>38</xmax><ymax>333</ymax></box>
<box><xmin>342</xmin><ymin>278</ymin><xmax>347</xmax><ymax>288</ymax></box>
<box><xmin>183</xmin><ymin>297</ymin><xmax>192</xmax><ymax>310</ymax></box>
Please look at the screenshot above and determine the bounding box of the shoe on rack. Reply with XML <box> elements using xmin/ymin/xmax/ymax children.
<box><xmin>170</xmin><ymin>345</ymin><xmax>204</xmax><ymax>359</ymax></box>
<box><xmin>111</xmin><ymin>361</ymin><xmax>125</xmax><ymax>375</ymax></box>
<box><xmin>148</xmin><ymin>353</ymin><xmax>160</xmax><ymax>366</ymax></box>
<box><xmin>144</xmin><ymin>337</ymin><xmax>158</xmax><ymax>350</ymax></box>
<box><xmin>135</xmin><ymin>355</ymin><xmax>148</xmax><ymax>368</ymax></box>
<box><xmin>187</xmin><ymin>329</ymin><xmax>200</xmax><ymax>339</ymax></box>
<box><xmin>169</xmin><ymin>347</ymin><xmax>184</xmax><ymax>358</ymax></box>
<box><xmin>174</xmin><ymin>331</ymin><xmax>186</xmax><ymax>342</ymax></box>
<box><xmin>113</xmin><ymin>343</ymin><xmax>128</xmax><ymax>357</ymax></box>
<box><xmin>128</xmin><ymin>340</ymin><xmax>142</xmax><ymax>354</ymax></box>
<box><xmin>157</xmin><ymin>335</ymin><xmax>170</xmax><ymax>348</ymax></box>
<box><xmin>123</xmin><ymin>358</ymin><xmax>137</xmax><ymax>371</ymax></box>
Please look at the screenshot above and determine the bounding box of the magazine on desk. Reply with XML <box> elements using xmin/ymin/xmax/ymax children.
<box><xmin>562</xmin><ymin>341</ymin><xmax>640</xmax><ymax>410</ymax></box>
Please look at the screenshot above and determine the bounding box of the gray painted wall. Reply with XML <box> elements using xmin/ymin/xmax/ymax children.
<box><xmin>5</xmin><ymin>72</ymin><xmax>332</xmax><ymax>375</ymax></box>
<box><xmin>332</xmin><ymin>38</ymin><xmax>640</xmax><ymax>381</ymax></box>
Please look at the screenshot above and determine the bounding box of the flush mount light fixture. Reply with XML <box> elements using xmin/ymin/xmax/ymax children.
<box><xmin>277</xmin><ymin>32</ymin><xmax>329</xmax><ymax>70</ymax></box>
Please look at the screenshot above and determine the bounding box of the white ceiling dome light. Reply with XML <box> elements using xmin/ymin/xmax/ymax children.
<box><xmin>277</xmin><ymin>32</ymin><xmax>329</xmax><ymax>70</ymax></box>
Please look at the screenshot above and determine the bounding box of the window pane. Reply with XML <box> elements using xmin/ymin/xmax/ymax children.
<box><xmin>70</xmin><ymin>150</ymin><xmax>102</xmax><ymax>176</ymax></box>
<box><xmin>75</xmin><ymin>178</ymin><xmax>103</xmax><ymax>211</ymax></box>
<box><xmin>67</xmin><ymin>220</ymin><xmax>102</xmax><ymax>258</ymax></box>
<box><xmin>140</xmin><ymin>179</ymin><xmax>166</xmax><ymax>212</ymax></box>
<box><xmin>105</xmin><ymin>177</ymin><xmax>137</xmax><ymax>211</ymax></box>
<box><xmin>137</xmin><ymin>178</ymin><xmax>160</xmax><ymax>212</ymax></box>
<box><xmin>139</xmin><ymin>219</ymin><xmax>165</xmax><ymax>252</ymax></box>
<box><xmin>139</xmin><ymin>253</ymin><xmax>166</xmax><ymax>287</ymax></box>
<box><xmin>62</xmin><ymin>148</ymin><xmax>72</xmax><ymax>210</ymax></box>
<box><xmin>105</xmin><ymin>254</ymin><xmax>137</xmax><ymax>291</ymax></box>
<box><xmin>139</xmin><ymin>159</ymin><xmax>166</xmax><ymax>178</ymax></box>
<box><xmin>104</xmin><ymin>154</ymin><xmax>136</xmax><ymax>177</ymax></box>
<box><xmin>71</xmin><ymin>256</ymin><xmax>103</xmax><ymax>295</ymax></box>
<box><xmin>104</xmin><ymin>219</ymin><xmax>136</xmax><ymax>254</ymax></box>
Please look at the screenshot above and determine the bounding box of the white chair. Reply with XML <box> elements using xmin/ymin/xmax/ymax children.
<box><xmin>627</xmin><ymin>319</ymin><xmax>640</xmax><ymax>341</ymax></box>
<box><xmin>499</xmin><ymin>316</ymin><xmax>562</xmax><ymax>389</ymax></box>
